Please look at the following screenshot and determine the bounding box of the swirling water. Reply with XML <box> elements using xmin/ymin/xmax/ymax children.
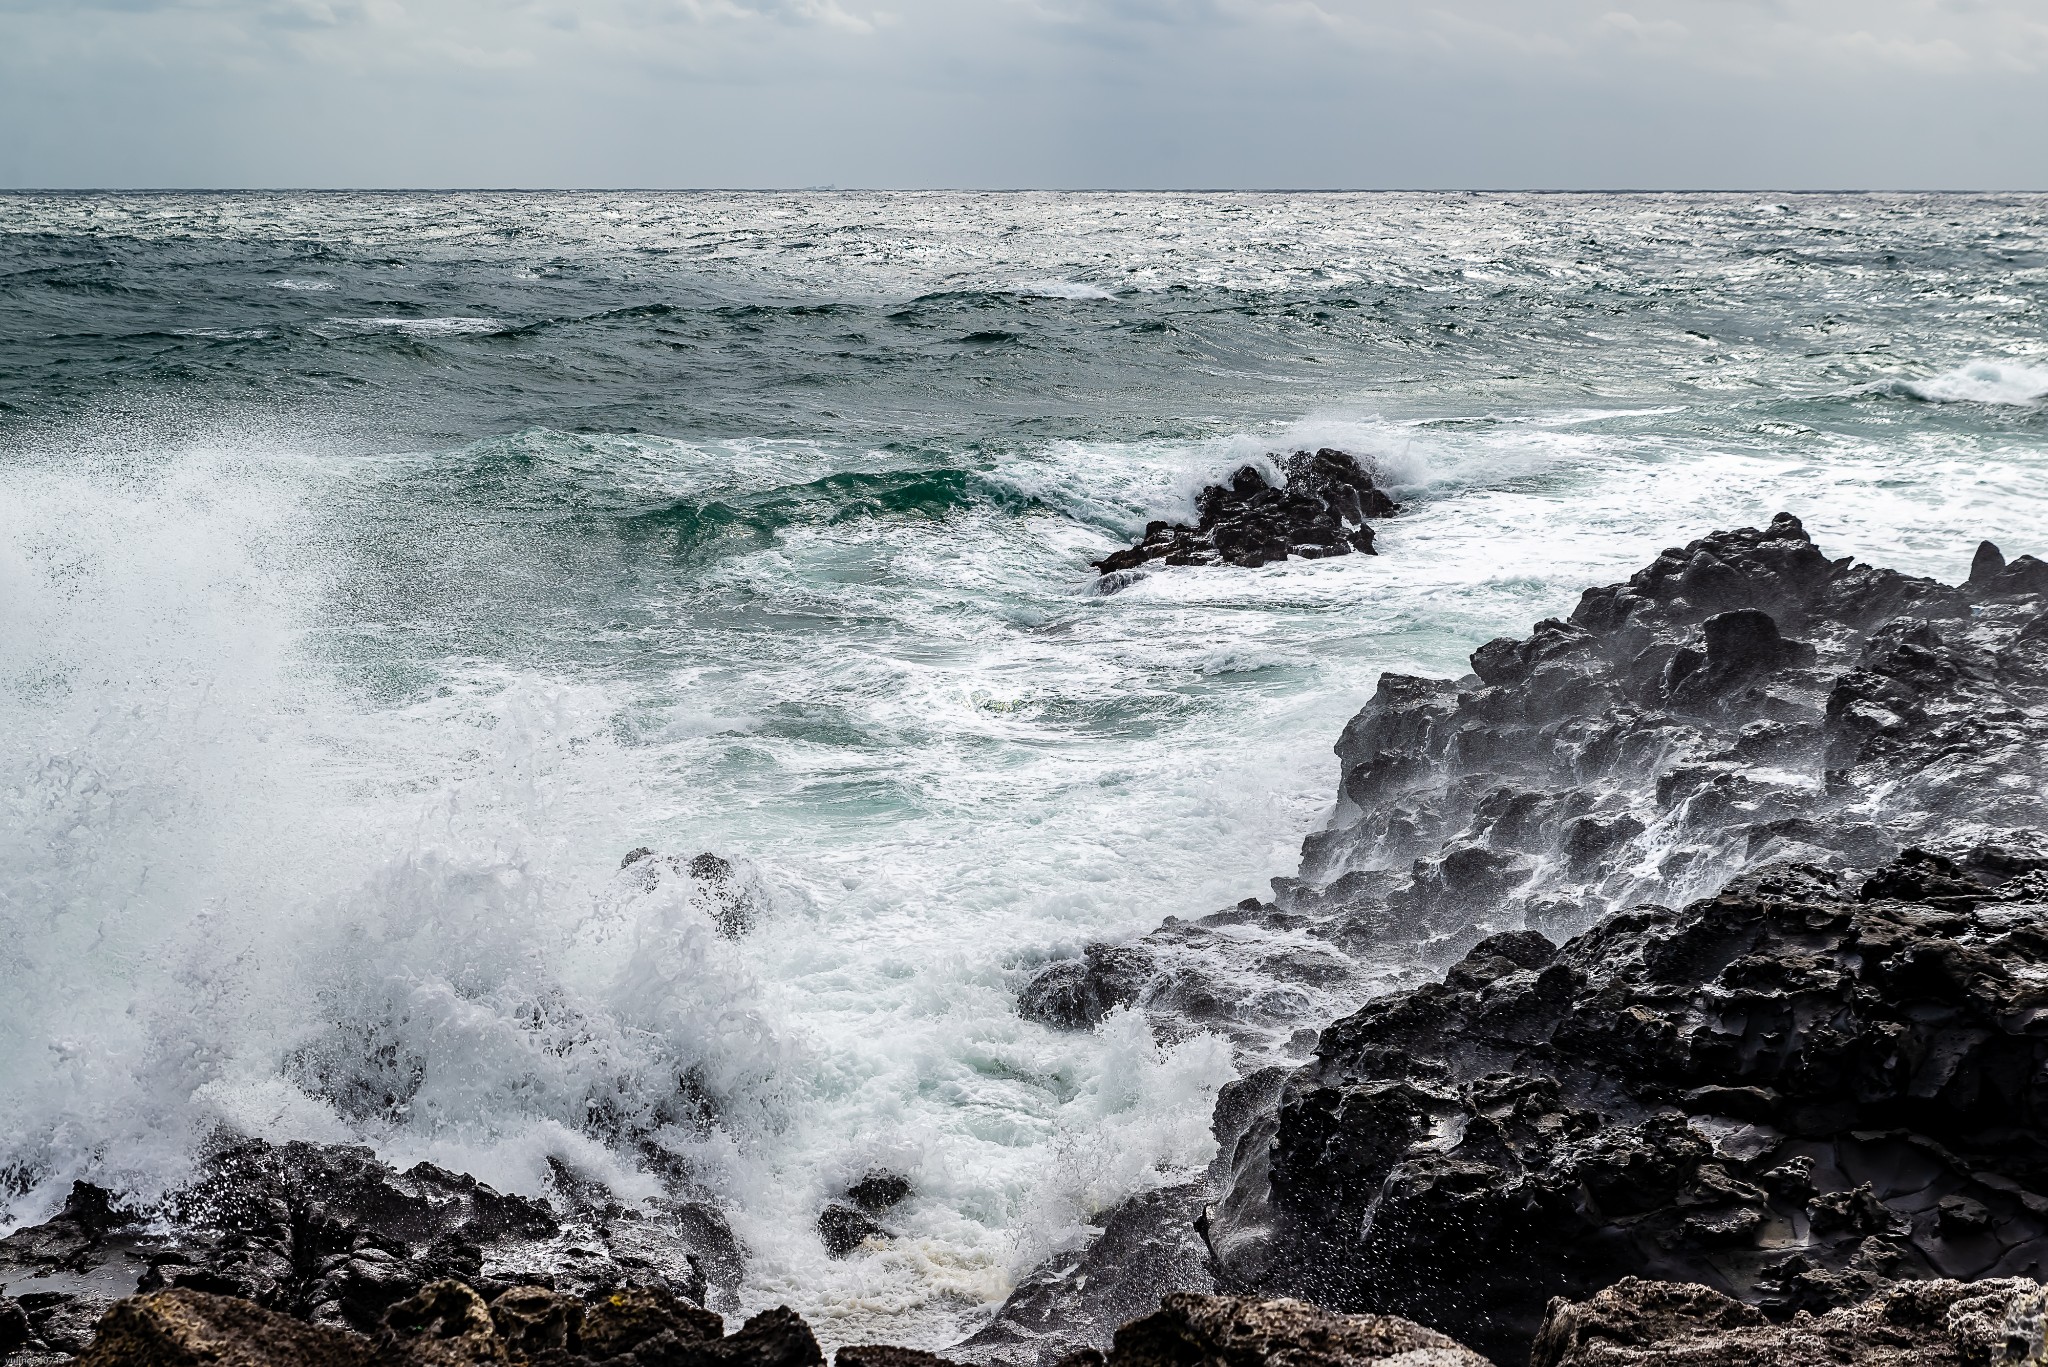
<box><xmin>2</xmin><ymin>191</ymin><xmax>2045</xmax><ymax>1346</ymax></box>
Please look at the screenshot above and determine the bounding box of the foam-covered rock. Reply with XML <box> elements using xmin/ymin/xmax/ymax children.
<box><xmin>1092</xmin><ymin>450</ymin><xmax>1397</xmax><ymax>577</ymax></box>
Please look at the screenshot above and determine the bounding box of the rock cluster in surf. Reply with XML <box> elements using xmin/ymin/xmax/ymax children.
<box><xmin>1004</xmin><ymin>516</ymin><xmax>2048</xmax><ymax>1364</ymax></box>
<box><xmin>0</xmin><ymin>1140</ymin><xmax>737</xmax><ymax>1363</ymax></box>
<box><xmin>1092</xmin><ymin>449</ymin><xmax>1397</xmax><ymax>578</ymax></box>
<box><xmin>1204</xmin><ymin>844</ymin><xmax>2048</xmax><ymax>1359</ymax></box>
<box><xmin>10</xmin><ymin>517</ymin><xmax>2048</xmax><ymax>1367</ymax></box>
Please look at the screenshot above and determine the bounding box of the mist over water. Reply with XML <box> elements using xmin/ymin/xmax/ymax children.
<box><xmin>3</xmin><ymin>191</ymin><xmax>2045</xmax><ymax>1348</ymax></box>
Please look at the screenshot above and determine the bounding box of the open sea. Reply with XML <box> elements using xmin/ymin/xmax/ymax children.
<box><xmin>2</xmin><ymin>190</ymin><xmax>2045</xmax><ymax>1347</ymax></box>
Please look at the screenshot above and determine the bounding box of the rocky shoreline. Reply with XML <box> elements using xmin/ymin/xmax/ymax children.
<box><xmin>7</xmin><ymin>516</ymin><xmax>2048</xmax><ymax>1366</ymax></box>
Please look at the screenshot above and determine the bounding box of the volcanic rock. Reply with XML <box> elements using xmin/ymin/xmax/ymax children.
<box><xmin>1004</xmin><ymin>517</ymin><xmax>2048</xmax><ymax>1361</ymax></box>
<box><xmin>1529</xmin><ymin>1275</ymin><xmax>2048</xmax><ymax>1366</ymax></box>
<box><xmin>815</xmin><ymin>1205</ymin><xmax>888</xmax><ymax>1259</ymax></box>
<box><xmin>1199</xmin><ymin>842</ymin><xmax>2048</xmax><ymax>1360</ymax></box>
<box><xmin>74</xmin><ymin>1289</ymin><xmax>379</xmax><ymax>1367</ymax></box>
<box><xmin>1018</xmin><ymin>944</ymin><xmax>1157</xmax><ymax>1030</ymax></box>
<box><xmin>842</xmin><ymin>1173</ymin><xmax>911</xmax><ymax>1215</ymax></box>
<box><xmin>0</xmin><ymin>1138</ymin><xmax>737</xmax><ymax>1353</ymax></box>
<box><xmin>1110</xmin><ymin>1293</ymin><xmax>1488</xmax><ymax>1367</ymax></box>
<box><xmin>1091</xmin><ymin>449</ymin><xmax>1397</xmax><ymax>578</ymax></box>
<box><xmin>63</xmin><ymin>1281</ymin><xmax>818</xmax><ymax>1367</ymax></box>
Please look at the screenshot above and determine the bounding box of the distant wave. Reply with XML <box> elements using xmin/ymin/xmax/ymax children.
<box><xmin>1889</xmin><ymin>360</ymin><xmax>2048</xmax><ymax>407</ymax></box>
<box><xmin>1018</xmin><ymin>280</ymin><xmax>1115</xmax><ymax>301</ymax></box>
<box><xmin>624</xmin><ymin>468</ymin><xmax>1047</xmax><ymax>556</ymax></box>
<box><xmin>323</xmin><ymin>317</ymin><xmax>504</xmax><ymax>337</ymax></box>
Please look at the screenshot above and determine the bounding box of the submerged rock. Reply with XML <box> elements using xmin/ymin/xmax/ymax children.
<box><xmin>1091</xmin><ymin>449</ymin><xmax>1397</xmax><ymax>577</ymax></box>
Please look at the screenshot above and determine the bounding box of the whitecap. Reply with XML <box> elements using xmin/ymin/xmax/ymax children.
<box><xmin>1018</xmin><ymin>280</ymin><xmax>1115</xmax><ymax>301</ymax></box>
<box><xmin>325</xmin><ymin>317</ymin><xmax>505</xmax><ymax>337</ymax></box>
<box><xmin>1895</xmin><ymin>360</ymin><xmax>2048</xmax><ymax>407</ymax></box>
<box><xmin>270</xmin><ymin>279</ymin><xmax>335</xmax><ymax>291</ymax></box>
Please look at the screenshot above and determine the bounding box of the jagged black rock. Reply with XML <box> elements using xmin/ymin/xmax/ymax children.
<box><xmin>1092</xmin><ymin>449</ymin><xmax>1397</xmax><ymax>578</ymax></box>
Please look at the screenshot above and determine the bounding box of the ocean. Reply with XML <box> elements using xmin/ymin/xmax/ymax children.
<box><xmin>2</xmin><ymin>190</ymin><xmax>2044</xmax><ymax>1347</ymax></box>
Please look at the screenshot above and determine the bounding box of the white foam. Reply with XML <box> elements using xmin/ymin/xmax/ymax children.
<box><xmin>1017</xmin><ymin>281</ymin><xmax>1115</xmax><ymax>301</ymax></box>
<box><xmin>324</xmin><ymin>317</ymin><xmax>504</xmax><ymax>337</ymax></box>
<box><xmin>270</xmin><ymin>279</ymin><xmax>335</xmax><ymax>291</ymax></box>
<box><xmin>1897</xmin><ymin>360</ymin><xmax>2048</xmax><ymax>406</ymax></box>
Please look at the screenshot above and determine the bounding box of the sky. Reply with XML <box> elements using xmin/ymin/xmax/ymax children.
<box><xmin>1</xmin><ymin>0</ymin><xmax>2045</xmax><ymax>189</ymax></box>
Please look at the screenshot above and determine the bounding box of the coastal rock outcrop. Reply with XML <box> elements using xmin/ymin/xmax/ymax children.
<box><xmin>1529</xmin><ymin>1275</ymin><xmax>2048</xmax><ymax>1366</ymax></box>
<box><xmin>46</xmin><ymin>1284</ymin><xmax>1480</xmax><ymax>1367</ymax></box>
<box><xmin>1092</xmin><ymin>450</ymin><xmax>1397</xmax><ymax>578</ymax></box>
<box><xmin>1203</xmin><ymin>844</ymin><xmax>2048</xmax><ymax>1359</ymax></box>
<box><xmin>1025</xmin><ymin>517</ymin><xmax>2048</xmax><ymax>1060</ymax></box>
<box><xmin>0</xmin><ymin>1139</ymin><xmax>738</xmax><ymax>1361</ymax></box>
<box><xmin>57</xmin><ymin>1281</ymin><xmax>818</xmax><ymax>1367</ymax></box>
<box><xmin>1013</xmin><ymin>517</ymin><xmax>2048</xmax><ymax>1362</ymax></box>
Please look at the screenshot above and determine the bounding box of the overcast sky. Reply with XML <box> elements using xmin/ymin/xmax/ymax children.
<box><xmin>2</xmin><ymin>0</ymin><xmax>2045</xmax><ymax>189</ymax></box>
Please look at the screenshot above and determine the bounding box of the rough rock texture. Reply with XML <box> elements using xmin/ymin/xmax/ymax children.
<box><xmin>58</xmin><ymin>1280</ymin><xmax>820</xmax><ymax>1367</ymax></box>
<box><xmin>74</xmin><ymin>1290</ymin><xmax>378</xmax><ymax>1367</ymax></box>
<box><xmin>618</xmin><ymin>849</ymin><xmax>763</xmax><ymax>939</ymax></box>
<box><xmin>0</xmin><ymin>1139</ymin><xmax>739</xmax><ymax>1361</ymax></box>
<box><xmin>1092</xmin><ymin>450</ymin><xmax>1397</xmax><ymax>579</ymax></box>
<box><xmin>1292</xmin><ymin>515</ymin><xmax>2046</xmax><ymax>943</ymax></box>
<box><xmin>1530</xmin><ymin>1275</ymin><xmax>2048</xmax><ymax>1366</ymax></box>
<box><xmin>1030</xmin><ymin>518</ymin><xmax>2048</xmax><ymax>1066</ymax></box>
<box><xmin>1012</xmin><ymin>519</ymin><xmax>2048</xmax><ymax>1363</ymax></box>
<box><xmin>1110</xmin><ymin>1293</ymin><xmax>1488</xmax><ymax>1367</ymax></box>
<box><xmin>1200</xmin><ymin>846</ymin><xmax>2048</xmax><ymax>1360</ymax></box>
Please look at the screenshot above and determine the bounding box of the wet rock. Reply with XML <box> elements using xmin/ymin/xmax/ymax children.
<box><xmin>816</xmin><ymin>1205</ymin><xmax>888</xmax><ymax>1258</ymax></box>
<box><xmin>1019</xmin><ymin>944</ymin><xmax>1156</xmax><ymax>1030</ymax></box>
<box><xmin>842</xmin><ymin>1173</ymin><xmax>911</xmax><ymax>1215</ymax></box>
<box><xmin>704</xmin><ymin>1307</ymin><xmax>824</xmax><ymax>1367</ymax></box>
<box><xmin>620</xmin><ymin>850</ymin><xmax>761</xmax><ymax>938</ymax></box>
<box><xmin>1530</xmin><ymin>1275</ymin><xmax>2048</xmax><ymax>1366</ymax></box>
<box><xmin>836</xmin><ymin>1349</ymin><xmax>962</xmax><ymax>1367</ymax></box>
<box><xmin>1110</xmin><ymin>1293</ymin><xmax>1488</xmax><ymax>1367</ymax></box>
<box><xmin>75</xmin><ymin>1288</ymin><xmax>379</xmax><ymax>1367</ymax></box>
<box><xmin>1296</xmin><ymin>514</ymin><xmax>2041</xmax><ymax>952</ymax></box>
<box><xmin>961</xmin><ymin>1186</ymin><xmax>1220</xmax><ymax>1365</ymax></box>
<box><xmin>1091</xmin><ymin>450</ymin><xmax>1397</xmax><ymax>577</ymax></box>
<box><xmin>2</xmin><ymin>1137</ymin><xmax>732</xmax><ymax>1350</ymax></box>
<box><xmin>579</xmin><ymin>1285</ymin><xmax>722</xmax><ymax>1358</ymax></box>
<box><xmin>487</xmin><ymin>1286</ymin><xmax>581</xmax><ymax>1359</ymax></box>
<box><xmin>1204</xmin><ymin>842</ymin><xmax>2048</xmax><ymax>1360</ymax></box>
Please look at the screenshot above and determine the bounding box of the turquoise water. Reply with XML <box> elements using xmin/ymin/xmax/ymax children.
<box><xmin>2</xmin><ymin>191</ymin><xmax>2044</xmax><ymax>1346</ymax></box>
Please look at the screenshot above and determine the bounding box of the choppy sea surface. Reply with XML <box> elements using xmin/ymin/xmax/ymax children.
<box><xmin>3</xmin><ymin>191</ymin><xmax>2045</xmax><ymax>1346</ymax></box>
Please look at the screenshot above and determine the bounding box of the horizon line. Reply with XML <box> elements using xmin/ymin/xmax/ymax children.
<box><xmin>4</xmin><ymin>186</ymin><xmax>2047</xmax><ymax>196</ymax></box>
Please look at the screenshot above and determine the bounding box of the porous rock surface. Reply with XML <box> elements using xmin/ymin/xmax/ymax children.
<box><xmin>1110</xmin><ymin>1292</ymin><xmax>1488</xmax><ymax>1367</ymax></box>
<box><xmin>1010</xmin><ymin>517</ymin><xmax>2048</xmax><ymax>1363</ymax></box>
<box><xmin>0</xmin><ymin>1139</ymin><xmax>737</xmax><ymax>1362</ymax></box>
<box><xmin>1204</xmin><ymin>845</ymin><xmax>2048</xmax><ymax>1359</ymax></box>
<box><xmin>60</xmin><ymin>1279</ymin><xmax>818</xmax><ymax>1367</ymax></box>
<box><xmin>1025</xmin><ymin>516</ymin><xmax>2048</xmax><ymax>1066</ymax></box>
<box><xmin>1529</xmin><ymin>1274</ymin><xmax>2048</xmax><ymax>1366</ymax></box>
<box><xmin>1092</xmin><ymin>450</ymin><xmax>1397</xmax><ymax>579</ymax></box>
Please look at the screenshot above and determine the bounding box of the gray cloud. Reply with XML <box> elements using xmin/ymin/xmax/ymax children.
<box><xmin>0</xmin><ymin>0</ymin><xmax>2042</xmax><ymax>186</ymax></box>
